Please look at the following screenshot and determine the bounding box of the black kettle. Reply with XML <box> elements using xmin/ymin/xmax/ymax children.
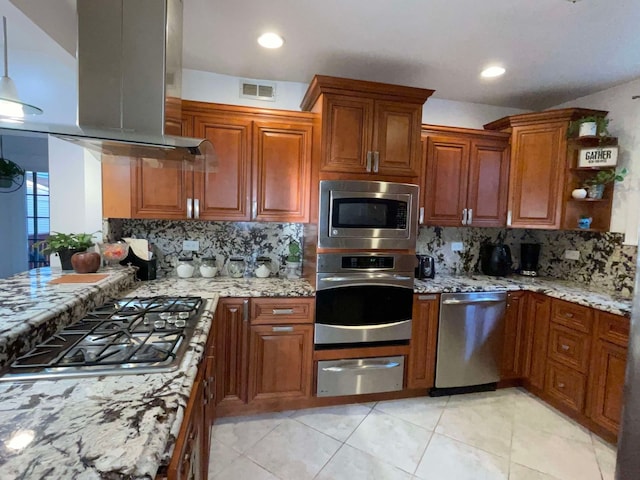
<box><xmin>480</xmin><ymin>243</ymin><xmax>512</xmax><ymax>276</ymax></box>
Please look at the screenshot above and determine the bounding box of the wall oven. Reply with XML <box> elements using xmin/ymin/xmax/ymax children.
<box><xmin>315</xmin><ymin>253</ymin><xmax>414</xmax><ymax>396</ymax></box>
<box><xmin>318</xmin><ymin>180</ymin><xmax>419</xmax><ymax>250</ymax></box>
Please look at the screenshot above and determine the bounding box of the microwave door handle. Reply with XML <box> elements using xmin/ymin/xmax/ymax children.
<box><xmin>366</xmin><ymin>151</ymin><xmax>372</xmax><ymax>172</ymax></box>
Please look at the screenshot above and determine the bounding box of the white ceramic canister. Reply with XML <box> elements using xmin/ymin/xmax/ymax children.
<box><xmin>571</xmin><ymin>188</ymin><xmax>588</xmax><ymax>199</ymax></box>
<box><xmin>199</xmin><ymin>257</ymin><xmax>217</xmax><ymax>278</ymax></box>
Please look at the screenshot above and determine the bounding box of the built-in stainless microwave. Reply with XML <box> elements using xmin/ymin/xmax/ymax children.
<box><xmin>318</xmin><ymin>180</ymin><xmax>419</xmax><ymax>250</ymax></box>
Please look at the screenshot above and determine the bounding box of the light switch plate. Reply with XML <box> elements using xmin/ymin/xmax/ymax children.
<box><xmin>451</xmin><ymin>242</ymin><xmax>464</xmax><ymax>252</ymax></box>
<box><xmin>183</xmin><ymin>240</ymin><xmax>200</xmax><ymax>251</ymax></box>
<box><xmin>564</xmin><ymin>249</ymin><xmax>580</xmax><ymax>260</ymax></box>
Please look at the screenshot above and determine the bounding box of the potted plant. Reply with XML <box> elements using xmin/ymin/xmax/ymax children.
<box><xmin>34</xmin><ymin>232</ymin><xmax>98</xmax><ymax>271</ymax></box>
<box><xmin>568</xmin><ymin>115</ymin><xmax>610</xmax><ymax>139</ymax></box>
<box><xmin>584</xmin><ymin>167</ymin><xmax>628</xmax><ymax>199</ymax></box>
<box><xmin>285</xmin><ymin>240</ymin><xmax>301</xmax><ymax>279</ymax></box>
<box><xmin>0</xmin><ymin>157</ymin><xmax>25</xmax><ymax>189</ymax></box>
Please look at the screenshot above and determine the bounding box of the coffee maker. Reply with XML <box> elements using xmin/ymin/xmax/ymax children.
<box><xmin>520</xmin><ymin>243</ymin><xmax>541</xmax><ymax>276</ymax></box>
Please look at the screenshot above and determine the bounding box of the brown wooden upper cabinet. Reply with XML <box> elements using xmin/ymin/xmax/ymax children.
<box><xmin>102</xmin><ymin>102</ymin><xmax>313</xmax><ymax>223</ymax></box>
<box><xmin>421</xmin><ymin>126</ymin><xmax>509</xmax><ymax>227</ymax></box>
<box><xmin>300</xmin><ymin>75</ymin><xmax>434</xmax><ymax>180</ymax></box>
<box><xmin>484</xmin><ymin>108</ymin><xmax>607</xmax><ymax>229</ymax></box>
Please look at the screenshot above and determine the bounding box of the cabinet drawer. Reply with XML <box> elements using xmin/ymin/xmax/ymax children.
<box><xmin>596</xmin><ymin>311</ymin><xmax>630</xmax><ymax>347</ymax></box>
<box><xmin>551</xmin><ymin>299</ymin><xmax>593</xmax><ymax>333</ymax></box>
<box><xmin>251</xmin><ymin>298</ymin><xmax>315</xmax><ymax>325</ymax></box>
<box><xmin>545</xmin><ymin>360</ymin><xmax>586</xmax><ymax>413</ymax></box>
<box><xmin>547</xmin><ymin>322</ymin><xmax>591</xmax><ymax>373</ymax></box>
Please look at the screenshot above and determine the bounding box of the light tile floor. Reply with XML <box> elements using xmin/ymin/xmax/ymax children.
<box><xmin>209</xmin><ymin>388</ymin><xmax>617</xmax><ymax>480</ymax></box>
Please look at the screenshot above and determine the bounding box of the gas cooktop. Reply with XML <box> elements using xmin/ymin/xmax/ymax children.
<box><xmin>0</xmin><ymin>296</ymin><xmax>204</xmax><ymax>382</ymax></box>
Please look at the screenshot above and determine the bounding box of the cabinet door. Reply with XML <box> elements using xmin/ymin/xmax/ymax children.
<box><xmin>522</xmin><ymin>293</ymin><xmax>551</xmax><ymax>391</ymax></box>
<box><xmin>407</xmin><ymin>294</ymin><xmax>439</xmax><ymax>389</ymax></box>
<box><xmin>423</xmin><ymin>135</ymin><xmax>469</xmax><ymax>226</ymax></box>
<box><xmin>215</xmin><ymin>299</ymin><xmax>249</xmax><ymax>407</ymax></box>
<box><xmin>132</xmin><ymin>158</ymin><xmax>190</xmax><ymax>219</ymax></box>
<box><xmin>252</xmin><ymin>121</ymin><xmax>312</xmax><ymax>222</ymax></box>
<box><xmin>192</xmin><ymin>114</ymin><xmax>252</xmax><ymax>221</ymax></box>
<box><xmin>247</xmin><ymin>324</ymin><xmax>313</xmax><ymax>402</ymax></box>
<box><xmin>467</xmin><ymin>139</ymin><xmax>509</xmax><ymax>227</ymax></box>
<box><xmin>587</xmin><ymin>339</ymin><xmax>627</xmax><ymax>437</ymax></box>
<box><xmin>501</xmin><ymin>291</ymin><xmax>526</xmax><ymax>380</ymax></box>
<box><xmin>321</xmin><ymin>95</ymin><xmax>373</xmax><ymax>173</ymax></box>
<box><xmin>372</xmin><ymin>101</ymin><xmax>422</xmax><ymax>177</ymax></box>
<box><xmin>508</xmin><ymin>123</ymin><xmax>567</xmax><ymax>228</ymax></box>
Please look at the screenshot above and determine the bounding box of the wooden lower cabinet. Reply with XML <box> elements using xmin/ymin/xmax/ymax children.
<box><xmin>522</xmin><ymin>293</ymin><xmax>551</xmax><ymax>391</ymax></box>
<box><xmin>248</xmin><ymin>324</ymin><xmax>313</xmax><ymax>401</ymax></box>
<box><xmin>407</xmin><ymin>294</ymin><xmax>439</xmax><ymax>389</ymax></box>
<box><xmin>586</xmin><ymin>311</ymin><xmax>630</xmax><ymax>438</ymax></box>
<box><xmin>216</xmin><ymin>297</ymin><xmax>314</xmax><ymax>415</ymax></box>
<box><xmin>501</xmin><ymin>291</ymin><xmax>526</xmax><ymax>380</ymax></box>
<box><xmin>544</xmin><ymin>360</ymin><xmax>587</xmax><ymax>413</ymax></box>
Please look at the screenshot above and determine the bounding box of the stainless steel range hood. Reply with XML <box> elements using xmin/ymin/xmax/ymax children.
<box><xmin>0</xmin><ymin>0</ymin><xmax>213</xmax><ymax>163</ymax></box>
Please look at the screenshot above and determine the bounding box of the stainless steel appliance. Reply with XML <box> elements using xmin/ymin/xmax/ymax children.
<box><xmin>317</xmin><ymin>356</ymin><xmax>405</xmax><ymax>397</ymax></box>
<box><xmin>520</xmin><ymin>243</ymin><xmax>541</xmax><ymax>276</ymax></box>
<box><xmin>318</xmin><ymin>180</ymin><xmax>419</xmax><ymax>250</ymax></box>
<box><xmin>415</xmin><ymin>254</ymin><xmax>435</xmax><ymax>279</ymax></box>
<box><xmin>615</xmin><ymin>254</ymin><xmax>640</xmax><ymax>479</ymax></box>
<box><xmin>434</xmin><ymin>291</ymin><xmax>507</xmax><ymax>394</ymax></box>
<box><xmin>0</xmin><ymin>296</ymin><xmax>204</xmax><ymax>382</ymax></box>
<box><xmin>315</xmin><ymin>253</ymin><xmax>415</xmax><ymax>346</ymax></box>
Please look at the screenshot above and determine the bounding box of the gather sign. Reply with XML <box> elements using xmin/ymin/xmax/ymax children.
<box><xmin>578</xmin><ymin>146</ymin><xmax>618</xmax><ymax>168</ymax></box>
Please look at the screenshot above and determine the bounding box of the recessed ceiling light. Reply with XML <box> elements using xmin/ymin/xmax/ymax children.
<box><xmin>257</xmin><ymin>32</ymin><xmax>284</xmax><ymax>49</ymax></box>
<box><xmin>481</xmin><ymin>66</ymin><xmax>506</xmax><ymax>78</ymax></box>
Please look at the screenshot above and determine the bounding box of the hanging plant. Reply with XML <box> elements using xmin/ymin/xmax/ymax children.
<box><xmin>0</xmin><ymin>136</ymin><xmax>25</xmax><ymax>191</ymax></box>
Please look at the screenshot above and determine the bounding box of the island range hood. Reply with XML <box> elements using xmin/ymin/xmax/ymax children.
<box><xmin>0</xmin><ymin>0</ymin><xmax>213</xmax><ymax>163</ymax></box>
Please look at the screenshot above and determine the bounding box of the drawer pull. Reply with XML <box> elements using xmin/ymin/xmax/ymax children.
<box><xmin>558</xmin><ymin>383</ymin><xmax>565</xmax><ymax>389</ymax></box>
<box><xmin>272</xmin><ymin>308</ymin><xmax>294</xmax><ymax>315</ymax></box>
<box><xmin>561</xmin><ymin>344</ymin><xmax>570</xmax><ymax>351</ymax></box>
<box><xmin>565</xmin><ymin>312</ymin><xmax>574</xmax><ymax>318</ymax></box>
<box><xmin>272</xmin><ymin>326</ymin><xmax>294</xmax><ymax>332</ymax></box>
<box><xmin>418</xmin><ymin>294</ymin><xmax>437</xmax><ymax>301</ymax></box>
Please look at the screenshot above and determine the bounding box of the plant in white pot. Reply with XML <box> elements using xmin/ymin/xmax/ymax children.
<box><xmin>285</xmin><ymin>240</ymin><xmax>301</xmax><ymax>279</ymax></box>
<box><xmin>568</xmin><ymin>115</ymin><xmax>610</xmax><ymax>140</ymax></box>
<box><xmin>584</xmin><ymin>167</ymin><xmax>628</xmax><ymax>199</ymax></box>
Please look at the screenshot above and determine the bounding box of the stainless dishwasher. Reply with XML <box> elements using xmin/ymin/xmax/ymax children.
<box><xmin>434</xmin><ymin>291</ymin><xmax>507</xmax><ymax>394</ymax></box>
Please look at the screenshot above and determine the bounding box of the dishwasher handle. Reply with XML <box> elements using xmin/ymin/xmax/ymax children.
<box><xmin>442</xmin><ymin>298</ymin><xmax>505</xmax><ymax>305</ymax></box>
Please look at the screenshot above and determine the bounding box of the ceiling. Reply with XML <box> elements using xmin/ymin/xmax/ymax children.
<box><xmin>9</xmin><ymin>0</ymin><xmax>640</xmax><ymax>111</ymax></box>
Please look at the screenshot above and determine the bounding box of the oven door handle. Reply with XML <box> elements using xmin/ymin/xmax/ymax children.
<box><xmin>322</xmin><ymin>274</ymin><xmax>411</xmax><ymax>281</ymax></box>
<box><xmin>321</xmin><ymin>360</ymin><xmax>401</xmax><ymax>372</ymax></box>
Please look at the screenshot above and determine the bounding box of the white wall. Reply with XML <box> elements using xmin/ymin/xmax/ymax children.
<box><xmin>183</xmin><ymin>69</ymin><xmax>530</xmax><ymax>128</ymax></box>
<box><xmin>552</xmin><ymin>78</ymin><xmax>640</xmax><ymax>246</ymax></box>
<box><xmin>48</xmin><ymin>137</ymin><xmax>102</xmax><ymax>268</ymax></box>
<box><xmin>0</xmin><ymin>133</ymin><xmax>48</xmax><ymax>278</ymax></box>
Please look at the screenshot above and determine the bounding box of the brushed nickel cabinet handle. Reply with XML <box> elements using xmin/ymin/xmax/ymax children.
<box><xmin>565</xmin><ymin>312</ymin><xmax>574</xmax><ymax>318</ymax></box>
<box><xmin>186</xmin><ymin>198</ymin><xmax>193</xmax><ymax>218</ymax></box>
<box><xmin>561</xmin><ymin>344</ymin><xmax>570</xmax><ymax>351</ymax></box>
<box><xmin>366</xmin><ymin>151</ymin><xmax>372</xmax><ymax>172</ymax></box>
<box><xmin>419</xmin><ymin>207</ymin><xmax>424</xmax><ymax>225</ymax></box>
<box><xmin>507</xmin><ymin>210</ymin><xmax>512</xmax><ymax>226</ymax></box>
<box><xmin>252</xmin><ymin>200</ymin><xmax>257</xmax><ymax>219</ymax></box>
<box><xmin>243</xmin><ymin>299</ymin><xmax>249</xmax><ymax>323</ymax></box>
<box><xmin>373</xmin><ymin>151</ymin><xmax>380</xmax><ymax>172</ymax></box>
<box><xmin>272</xmin><ymin>308</ymin><xmax>294</xmax><ymax>315</ymax></box>
<box><xmin>272</xmin><ymin>326</ymin><xmax>294</xmax><ymax>332</ymax></box>
<box><xmin>194</xmin><ymin>198</ymin><xmax>200</xmax><ymax>219</ymax></box>
<box><xmin>462</xmin><ymin>208</ymin><xmax>468</xmax><ymax>225</ymax></box>
<box><xmin>558</xmin><ymin>383</ymin><xmax>565</xmax><ymax>389</ymax></box>
<box><xmin>468</xmin><ymin>208</ymin><xmax>473</xmax><ymax>225</ymax></box>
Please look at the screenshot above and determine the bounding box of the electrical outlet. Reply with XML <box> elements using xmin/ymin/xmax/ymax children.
<box><xmin>564</xmin><ymin>249</ymin><xmax>580</xmax><ymax>260</ymax></box>
<box><xmin>183</xmin><ymin>240</ymin><xmax>200</xmax><ymax>251</ymax></box>
<box><xmin>451</xmin><ymin>242</ymin><xmax>464</xmax><ymax>252</ymax></box>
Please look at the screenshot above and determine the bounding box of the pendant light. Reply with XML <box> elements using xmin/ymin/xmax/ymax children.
<box><xmin>0</xmin><ymin>16</ymin><xmax>43</xmax><ymax>118</ymax></box>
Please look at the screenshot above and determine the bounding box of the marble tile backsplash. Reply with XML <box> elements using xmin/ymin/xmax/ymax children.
<box><xmin>106</xmin><ymin>219</ymin><xmax>303</xmax><ymax>278</ymax></box>
<box><xmin>417</xmin><ymin>227</ymin><xmax>636</xmax><ymax>297</ymax></box>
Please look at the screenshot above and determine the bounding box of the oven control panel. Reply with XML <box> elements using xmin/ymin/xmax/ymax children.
<box><xmin>341</xmin><ymin>256</ymin><xmax>394</xmax><ymax>269</ymax></box>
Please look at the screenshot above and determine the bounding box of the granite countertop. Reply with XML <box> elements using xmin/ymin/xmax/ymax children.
<box><xmin>414</xmin><ymin>273</ymin><xmax>633</xmax><ymax>317</ymax></box>
<box><xmin>0</xmin><ymin>269</ymin><xmax>632</xmax><ymax>479</ymax></box>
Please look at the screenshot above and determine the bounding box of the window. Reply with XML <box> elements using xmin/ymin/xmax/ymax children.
<box><xmin>26</xmin><ymin>171</ymin><xmax>50</xmax><ymax>269</ymax></box>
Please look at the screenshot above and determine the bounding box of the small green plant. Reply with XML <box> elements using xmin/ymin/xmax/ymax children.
<box><xmin>567</xmin><ymin>115</ymin><xmax>610</xmax><ymax>139</ymax></box>
<box><xmin>0</xmin><ymin>157</ymin><xmax>25</xmax><ymax>178</ymax></box>
<box><xmin>34</xmin><ymin>232</ymin><xmax>98</xmax><ymax>255</ymax></box>
<box><xmin>584</xmin><ymin>168</ymin><xmax>628</xmax><ymax>186</ymax></box>
<box><xmin>287</xmin><ymin>240</ymin><xmax>301</xmax><ymax>263</ymax></box>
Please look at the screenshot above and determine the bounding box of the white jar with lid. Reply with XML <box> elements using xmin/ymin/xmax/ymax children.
<box><xmin>176</xmin><ymin>257</ymin><xmax>195</xmax><ymax>278</ymax></box>
<box><xmin>199</xmin><ymin>257</ymin><xmax>218</xmax><ymax>278</ymax></box>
